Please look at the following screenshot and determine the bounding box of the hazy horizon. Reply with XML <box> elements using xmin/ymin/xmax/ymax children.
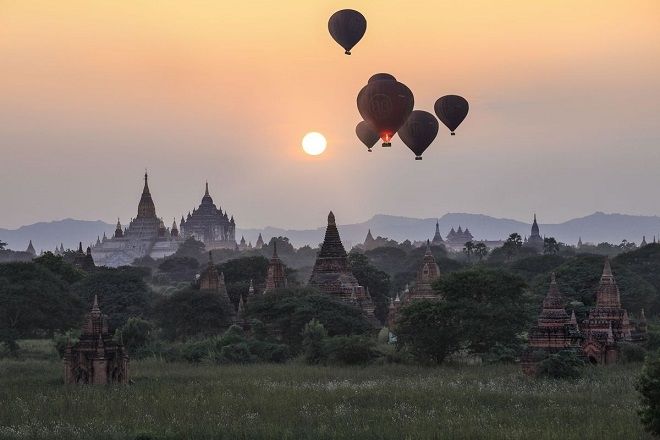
<box><xmin>1</xmin><ymin>1</ymin><xmax>659</xmax><ymax>230</ymax></box>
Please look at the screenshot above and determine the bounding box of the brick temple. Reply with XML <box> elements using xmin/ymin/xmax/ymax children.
<box><xmin>308</xmin><ymin>211</ymin><xmax>377</xmax><ymax>323</ymax></box>
<box><xmin>264</xmin><ymin>242</ymin><xmax>287</xmax><ymax>293</ymax></box>
<box><xmin>64</xmin><ymin>296</ymin><xmax>129</xmax><ymax>385</ymax></box>
<box><xmin>522</xmin><ymin>259</ymin><xmax>648</xmax><ymax>374</ymax></box>
<box><xmin>388</xmin><ymin>240</ymin><xmax>442</xmax><ymax>328</ymax></box>
<box><xmin>198</xmin><ymin>251</ymin><xmax>237</xmax><ymax>323</ymax></box>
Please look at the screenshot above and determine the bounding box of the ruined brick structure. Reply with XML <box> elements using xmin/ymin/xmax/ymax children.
<box><xmin>198</xmin><ymin>251</ymin><xmax>237</xmax><ymax>323</ymax></box>
<box><xmin>64</xmin><ymin>296</ymin><xmax>128</xmax><ymax>385</ymax></box>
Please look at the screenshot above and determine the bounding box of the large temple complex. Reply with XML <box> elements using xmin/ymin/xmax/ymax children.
<box><xmin>309</xmin><ymin>212</ymin><xmax>377</xmax><ymax>324</ymax></box>
<box><xmin>92</xmin><ymin>174</ymin><xmax>239</xmax><ymax>267</ymax></box>
<box><xmin>522</xmin><ymin>258</ymin><xmax>648</xmax><ymax>374</ymax></box>
<box><xmin>92</xmin><ymin>173</ymin><xmax>182</xmax><ymax>267</ymax></box>
<box><xmin>179</xmin><ymin>183</ymin><xmax>237</xmax><ymax>249</ymax></box>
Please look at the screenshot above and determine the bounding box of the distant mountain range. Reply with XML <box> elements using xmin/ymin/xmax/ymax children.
<box><xmin>2</xmin><ymin>212</ymin><xmax>659</xmax><ymax>253</ymax></box>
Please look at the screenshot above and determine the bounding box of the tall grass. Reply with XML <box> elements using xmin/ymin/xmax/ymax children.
<box><xmin>0</xmin><ymin>346</ymin><xmax>651</xmax><ymax>439</ymax></box>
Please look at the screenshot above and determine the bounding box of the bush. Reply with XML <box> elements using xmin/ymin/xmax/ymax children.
<box><xmin>322</xmin><ymin>335</ymin><xmax>376</xmax><ymax>365</ymax></box>
<box><xmin>116</xmin><ymin>318</ymin><xmax>155</xmax><ymax>355</ymax></box>
<box><xmin>302</xmin><ymin>319</ymin><xmax>327</xmax><ymax>365</ymax></box>
<box><xmin>483</xmin><ymin>343</ymin><xmax>521</xmax><ymax>364</ymax></box>
<box><xmin>53</xmin><ymin>330</ymin><xmax>80</xmax><ymax>358</ymax></box>
<box><xmin>247</xmin><ymin>340</ymin><xmax>290</xmax><ymax>363</ymax></box>
<box><xmin>620</xmin><ymin>342</ymin><xmax>647</xmax><ymax>363</ymax></box>
<box><xmin>637</xmin><ymin>351</ymin><xmax>660</xmax><ymax>436</ymax></box>
<box><xmin>218</xmin><ymin>342</ymin><xmax>255</xmax><ymax>364</ymax></box>
<box><xmin>536</xmin><ymin>350</ymin><xmax>585</xmax><ymax>379</ymax></box>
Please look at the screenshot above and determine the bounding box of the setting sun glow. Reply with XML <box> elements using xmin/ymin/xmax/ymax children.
<box><xmin>302</xmin><ymin>132</ymin><xmax>327</xmax><ymax>156</ymax></box>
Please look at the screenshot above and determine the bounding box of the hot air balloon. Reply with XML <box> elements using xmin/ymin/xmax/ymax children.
<box><xmin>328</xmin><ymin>9</ymin><xmax>367</xmax><ymax>55</ymax></box>
<box><xmin>356</xmin><ymin>121</ymin><xmax>380</xmax><ymax>152</ymax></box>
<box><xmin>357</xmin><ymin>74</ymin><xmax>414</xmax><ymax>147</ymax></box>
<box><xmin>434</xmin><ymin>95</ymin><xmax>469</xmax><ymax>135</ymax></box>
<box><xmin>398</xmin><ymin>110</ymin><xmax>439</xmax><ymax>160</ymax></box>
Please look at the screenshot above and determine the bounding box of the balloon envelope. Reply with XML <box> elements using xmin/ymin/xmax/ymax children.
<box><xmin>368</xmin><ymin>73</ymin><xmax>396</xmax><ymax>83</ymax></box>
<box><xmin>328</xmin><ymin>9</ymin><xmax>367</xmax><ymax>55</ymax></box>
<box><xmin>434</xmin><ymin>95</ymin><xmax>469</xmax><ymax>135</ymax></box>
<box><xmin>356</xmin><ymin>121</ymin><xmax>380</xmax><ymax>152</ymax></box>
<box><xmin>399</xmin><ymin>110</ymin><xmax>439</xmax><ymax>160</ymax></box>
<box><xmin>357</xmin><ymin>76</ymin><xmax>414</xmax><ymax>147</ymax></box>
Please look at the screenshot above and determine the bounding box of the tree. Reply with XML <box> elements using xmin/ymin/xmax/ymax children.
<box><xmin>0</xmin><ymin>262</ymin><xmax>83</xmax><ymax>354</ymax></box>
<box><xmin>395</xmin><ymin>300</ymin><xmax>461</xmax><ymax>364</ymax></box>
<box><xmin>463</xmin><ymin>241</ymin><xmax>475</xmax><ymax>262</ymax></box>
<box><xmin>33</xmin><ymin>252</ymin><xmax>85</xmax><ymax>284</ymax></box>
<box><xmin>502</xmin><ymin>233</ymin><xmax>523</xmax><ymax>260</ymax></box>
<box><xmin>244</xmin><ymin>288</ymin><xmax>372</xmax><ymax>351</ymax></box>
<box><xmin>173</xmin><ymin>237</ymin><xmax>206</xmax><ymax>262</ymax></box>
<box><xmin>157</xmin><ymin>256</ymin><xmax>199</xmax><ymax>282</ymax></box>
<box><xmin>435</xmin><ymin>268</ymin><xmax>533</xmax><ymax>354</ymax></box>
<box><xmin>637</xmin><ymin>352</ymin><xmax>660</xmax><ymax>436</ymax></box>
<box><xmin>70</xmin><ymin>267</ymin><xmax>152</xmax><ymax>330</ymax></box>
<box><xmin>153</xmin><ymin>288</ymin><xmax>236</xmax><ymax>340</ymax></box>
<box><xmin>348</xmin><ymin>251</ymin><xmax>391</xmax><ymax>324</ymax></box>
<box><xmin>0</xmin><ymin>240</ymin><xmax>6</xmax><ymax>250</ymax></box>
<box><xmin>262</xmin><ymin>237</ymin><xmax>295</xmax><ymax>256</ymax></box>
<box><xmin>543</xmin><ymin>237</ymin><xmax>560</xmax><ymax>255</ymax></box>
<box><xmin>302</xmin><ymin>319</ymin><xmax>327</xmax><ymax>364</ymax></box>
<box><xmin>474</xmin><ymin>243</ymin><xmax>489</xmax><ymax>261</ymax></box>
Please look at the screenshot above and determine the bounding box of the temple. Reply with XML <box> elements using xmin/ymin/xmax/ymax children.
<box><xmin>431</xmin><ymin>221</ymin><xmax>444</xmax><ymax>246</ymax></box>
<box><xmin>388</xmin><ymin>241</ymin><xmax>442</xmax><ymax>328</ymax></box>
<box><xmin>92</xmin><ymin>173</ymin><xmax>181</xmax><ymax>267</ymax></box>
<box><xmin>522</xmin><ymin>259</ymin><xmax>648</xmax><ymax>374</ymax></box>
<box><xmin>26</xmin><ymin>240</ymin><xmax>36</xmax><ymax>256</ymax></box>
<box><xmin>521</xmin><ymin>273</ymin><xmax>583</xmax><ymax>375</ymax></box>
<box><xmin>64</xmin><ymin>296</ymin><xmax>129</xmax><ymax>385</ymax></box>
<box><xmin>308</xmin><ymin>212</ymin><xmax>377</xmax><ymax>323</ymax></box>
<box><xmin>445</xmin><ymin>226</ymin><xmax>473</xmax><ymax>249</ymax></box>
<box><xmin>198</xmin><ymin>252</ymin><xmax>237</xmax><ymax>323</ymax></box>
<box><xmin>264</xmin><ymin>243</ymin><xmax>287</xmax><ymax>293</ymax></box>
<box><xmin>363</xmin><ymin>229</ymin><xmax>377</xmax><ymax>251</ymax></box>
<box><xmin>524</xmin><ymin>214</ymin><xmax>544</xmax><ymax>252</ymax></box>
<box><xmin>179</xmin><ymin>182</ymin><xmax>236</xmax><ymax>249</ymax></box>
<box><xmin>581</xmin><ymin>258</ymin><xmax>646</xmax><ymax>363</ymax></box>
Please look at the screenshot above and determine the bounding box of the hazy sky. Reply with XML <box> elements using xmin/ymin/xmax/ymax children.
<box><xmin>1</xmin><ymin>0</ymin><xmax>659</xmax><ymax>230</ymax></box>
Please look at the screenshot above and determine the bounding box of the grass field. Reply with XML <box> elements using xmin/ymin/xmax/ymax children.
<box><xmin>0</xmin><ymin>340</ymin><xmax>652</xmax><ymax>440</ymax></box>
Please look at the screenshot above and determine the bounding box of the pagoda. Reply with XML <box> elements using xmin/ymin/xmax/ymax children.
<box><xmin>92</xmin><ymin>172</ymin><xmax>180</xmax><ymax>266</ymax></box>
<box><xmin>264</xmin><ymin>242</ymin><xmax>287</xmax><ymax>293</ymax></box>
<box><xmin>388</xmin><ymin>241</ymin><xmax>441</xmax><ymax>329</ymax></box>
<box><xmin>363</xmin><ymin>229</ymin><xmax>377</xmax><ymax>251</ymax></box>
<box><xmin>198</xmin><ymin>252</ymin><xmax>237</xmax><ymax>323</ymax></box>
<box><xmin>523</xmin><ymin>214</ymin><xmax>544</xmax><ymax>252</ymax></box>
<box><xmin>431</xmin><ymin>221</ymin><xmax>444</xmax><ymax>245</ymax></box>
<box><xmin>521</xmin><ymin>273</ymin><xmax>583</xmax><ymax>375</ymax></box>
<box><xmin>308</xmin><ymin>212</ymin><xmax>377</xmax><ymax>323</ymax></box>
<box><xmin>64</xmin><ymin>296</ymin><xmax>129</xmax><ymax>385</ymax></box>
<box><xmin>581</xmin><ymin>258</ymin><xmax>638</xmax><ymax>364</ymax></box>
<box><xmin>180</xmin><ymin>182</ymin><xmax>236</xmax><ymax>250</ymax></box>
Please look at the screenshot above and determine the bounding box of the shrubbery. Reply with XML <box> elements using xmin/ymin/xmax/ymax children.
<box><xmin>619</xmin><ymin>342</ymin><xmax>647</xmax><ymax>363</ymax></box>
<box><xmin>535</xmin><ymin>350</ymin><xmax>585</xmax><ymax>379</ymax></box>
<box><xmin>637</xmin><ymin>351</ymin><xmax>660</xmax><ymax>436</ymax></box>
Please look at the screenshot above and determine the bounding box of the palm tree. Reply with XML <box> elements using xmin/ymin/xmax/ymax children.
<box><xmin>463</xmin><ymin>241</ymin><xmax>475</xmax><ymax>262</ymax></box>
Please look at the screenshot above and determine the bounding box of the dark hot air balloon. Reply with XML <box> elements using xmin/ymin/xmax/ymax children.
<box><xmin>356</xmin><ymin>121</ymin><xmax>380</xmax><ymax>152</ymax></box>
<box><xmin>357</xmin><ymin>74</ymin><xmax>414</xmax><ymax>147</ymax></box>
<box><xmin>434</xmin><ymin>95</ymin><xmax>469</xmax><ymax>135</ymax></box>
<box><xmin>328</xmin><ymin>9</ymin><xmax>367</xmax><ymax>55</ymax></box>
<box><xmin>398</xmin><ymin>110</ymin><xmax>439</xmax><ymax>160</ymax></box>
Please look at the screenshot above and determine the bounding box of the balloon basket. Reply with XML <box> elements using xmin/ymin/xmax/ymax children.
<box><xmin>451</xmin><ymin>132</ymin><xmax>455</xmax><ymax>136</ymax></box>
<box><xmin>382</xmin><ymin>142</ymin><xmax>391</xmax><ymax>147</ymax></box>
<box><xmin>415</xmin><ymin>156</ymin><xmax>422</xmax><ymax>160</ymax></box>
<box><xmin>367</xmin><ymin>148</ymin><xmax>372</xmax><ymax>152</ymax></box>
<box><xmin>345</xmin><ymin>50</ymin><xmax>351</xmax><ymax>55</ymax></box>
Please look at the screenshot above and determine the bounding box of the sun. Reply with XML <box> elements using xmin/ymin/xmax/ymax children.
<box><xmin>302</xmin><ymin>132</ymin><xmax>327</xmax><ymax>156</ymax></box>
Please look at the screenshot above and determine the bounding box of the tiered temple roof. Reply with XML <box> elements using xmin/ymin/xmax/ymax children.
<box><xmin>521</xmin><ymin>273</ymin><xmax>583</xmax><ymax>374</ymax></box>
<box><xmin>524</xmin><ymin>214</ymin><xmax>544</xmax><ymax>252</ymax></box>
<box><xmin>308</xmin><ymin>212</ymin><xmax>377</xmax><ymax>323</ymax></box>
<box><xmin>180</xmin><ymin>182</ymin><xmax>236</xmax><ymax>249</ymax></box>
<box><xmin>431</xmin><ymin>221</ymin><xmax>444</xmax><ymax>245</ymax></box>
<box><xmin>445</xmin><ymin>225</ymin><xmax>473</xmax><ymax>246</ymax></box>
<box><xmin>198</xmin><ymin>251</ymin><xmax>237</xmax><ymax>323</ymax></box>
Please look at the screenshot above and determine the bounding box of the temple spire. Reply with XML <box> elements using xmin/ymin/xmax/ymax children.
<box><xmin>205</xmin><ymin>181</ymin><xmax>209</xmax><ymax>196</ymax></box>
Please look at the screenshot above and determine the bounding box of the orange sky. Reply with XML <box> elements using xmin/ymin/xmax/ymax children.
<box><xmin>1</xmin><ymin>0</ymin><xmax>659</xmax><ymax>229</ymax></box>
